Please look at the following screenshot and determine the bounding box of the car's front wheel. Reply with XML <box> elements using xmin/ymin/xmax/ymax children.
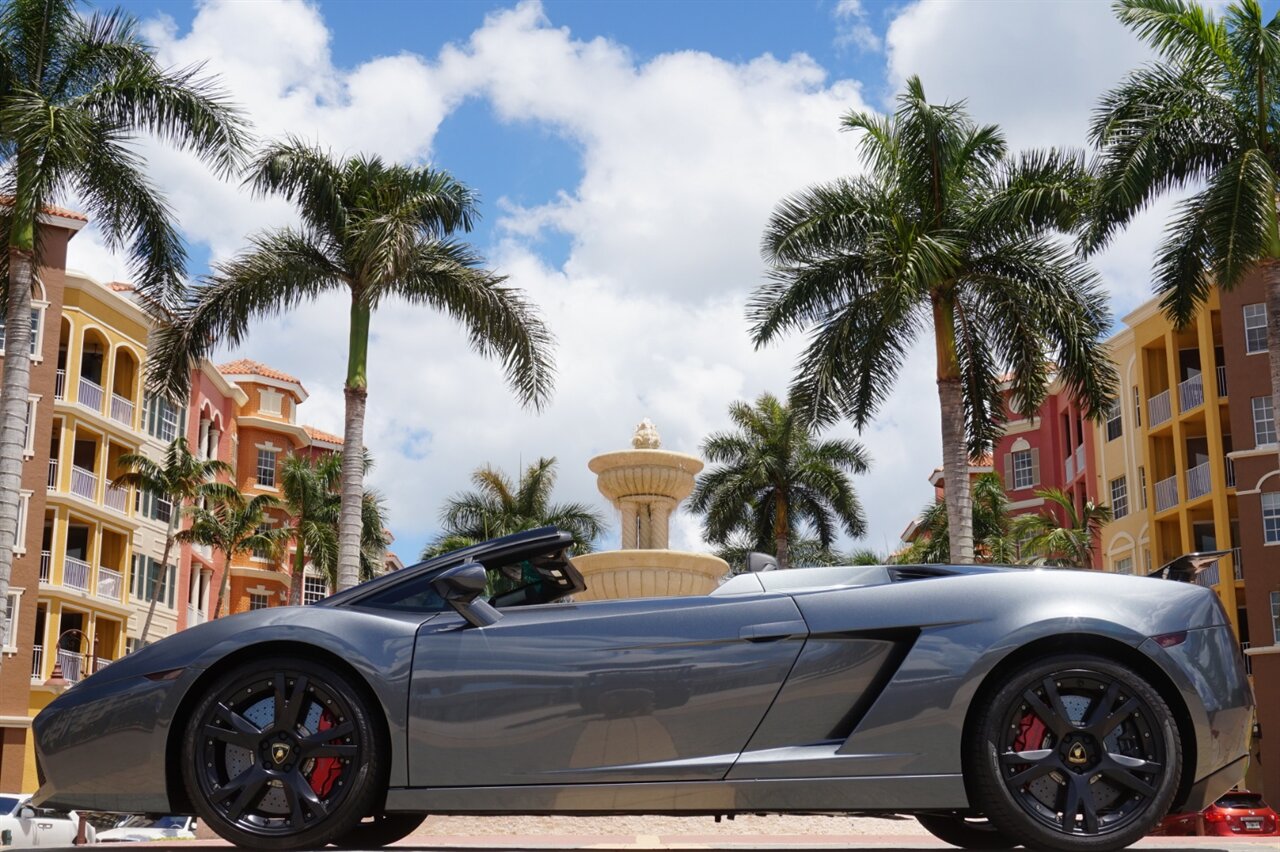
<box><xmin>968</xmin><ymin>654</ymin><xmax>1181</xmax><ymax>852</ymax></box>
<box><xmin>330</xmin><ymin>813</ymin><xmax>426</xmax><ymax>848</ymax></box>
<box><xmin>182</xmin><ymin>656</ymin><xmax>385</xmax><ymax>850</ymax></box>
<box><xmin>915</xmin><ymin>814</ymin><xmax>1019</xmax><ymax>849</ymax></box>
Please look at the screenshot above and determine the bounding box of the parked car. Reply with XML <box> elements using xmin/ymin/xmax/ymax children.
<box><xmin>98</xmin><ymin>815</ymin><xmax>197</xmax><ymax>842</ymax></box>
<box><xmin>0</xmin><ymin>792</ymin><xmax>95</xmax><ymax>847</ymax></box>
<box><xmin>30</xmin><ymin>529</ymin><xmax>1255</xmax><ymax>852</ymax></box>
<box><xmin>1152</xmin><ymin>790</ymin><xmax>1278</xmax><ymax>836</ymax></box>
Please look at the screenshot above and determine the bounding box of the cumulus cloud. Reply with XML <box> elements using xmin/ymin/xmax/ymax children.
<box><xmin>833</xmin><ymin>0</ymin><xmax>882</xmax><ymax>53</ymax></box>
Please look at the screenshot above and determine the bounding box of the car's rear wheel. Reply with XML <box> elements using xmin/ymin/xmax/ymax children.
<box><xmin>182</xmin><ymin>656</ymin><xmax>385</xmax><ymax>850</ymax></box>
<box><xmin>330</xmin><ymin>813</ymin><xmax>426</xmax><ymax>848</ymax></box>
<box><xmin>968</xmin><ymin>654</ymin><xmax>1180</xmax><ymax>852</ymax></box>
<box><xmin>915</xmin><ymin>814</ymin><xmax>1019</xmax><ymax>849</ymax></box>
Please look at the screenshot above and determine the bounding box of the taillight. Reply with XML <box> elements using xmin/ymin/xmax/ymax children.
<box><xmin>1204</xmin><ymin>810</ymin><xmax>1226</xmax><ymax>822</ymax></box>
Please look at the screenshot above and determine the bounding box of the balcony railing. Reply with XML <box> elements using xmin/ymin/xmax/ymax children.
<box><xmin>104</xmin><ymin>482</ymin><xmax>128</xmax><ymax>513</ymax></box>
<box><xmin>78</xmin><ymin>376</ymin><xmax>104</xmax><ymax>412</ymax></box>
<box><xmin>1217</xmin><ymin>364</ymin><xmax>1228</xmax><ymax>398</ymax></box>
<box><xmin>1154</xmin><ymin>473</ymin><xmax>1179</xmax><ymax>512</ymax></box>
<box><xmin>1075</xmin><ymin>443</ymin><xmax>1085</xmax><ymax>475</ymax></box>
<box><xmin>94</xmin><ymin>655</ymin><xmax>113</xmax><ymax>673</ymax></box>
<box><xmin>70</xmin><ymin>465</ymin><xmax>96</xmax><ymax>500</ymax></box>
<box><xmin>55</xmin><ymin>648</ymin><xmax>82</xmax><ymax>682</ymax></box>
<box><xmin>1148</xmin><ymin>389</ymin><xmax>1172</xmax><ymax>427</ymax></box>
<box><xmin>63</xmin><ymin>554</ymin><xmax>90</xmax><ymax>591</ymax></box>
<box><xmin>1242</xmin><ymin>642</ymin><xmax>1252</xmax><ymax>675</ymax></box>
<box><xmin>1226</xmin><ymin>456</ymin><xmax>1236</xmax><ymax>488</ymax></box>
<box><xmin>187</xmin><ymin>605</ymin><xmax>206</xmax><ymax>627</ymax></box>
<box><xmin>97</xmin><ymin>566</ymin><xmax>122</xmax><ymax>601</ymax></box>
<box><xmin>46</xmin><ymin>458</ymin><xmax>57</xmax><ymax>489</ymax></box>
<box><xmin>1065</xmin><ymin>453</ymin><xmax>1075</xmax><ymax>481</ymax></box>
<box><xmin>1195</xmin><ymin>562</ymin><xmax>1220</xmax><ymax>587</ymax></box>
<box><xmin>30</xmin><ymin>644</ymin><xmax>42</xmax><ymax>680</ymax></box>
<box><xmin>1178</xmin><ymin>373</ymin><xmax>1204</xmax><ymax>412</ymax></box>
<box><xmin>1186</xmin><ymin>461</ymin><xmax>1212</xmax><ymax>500</ymax></box>
<box><xmin>109</xmin><ymin>393</ymin><xmax>134</xmax><ymax>426</ymax></box>
<box><xmin>39</xmin><ymin>550</ymin><xmax>50</xmax><ymax>582</ymax></box>
<box><xmin>1232</xmin><ymin>546</ymin><xmax>1243</xmax><ymax>580</ymax></box>
<box><xmin>54</xmin><ymin>368</ymin><xmax>65</xmax><ymax>400</ymax></box>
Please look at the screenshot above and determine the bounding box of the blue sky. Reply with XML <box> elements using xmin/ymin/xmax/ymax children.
<box><xmin>69</xmin><ymin>0</ymin><xmax>1278</xmax><ymax>565</ymax></box>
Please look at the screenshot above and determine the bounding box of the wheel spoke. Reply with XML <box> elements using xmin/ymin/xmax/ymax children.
<box><xmin>1107</xmin><ymin>752</ymin><xmax>1161</xmax><ymax>773</ymax></box>
<box><xmin>202</xmin><ymin>723</ymin><xmax>258</xmax><ymax>750</ymax></box>
<box><xmin>1001</xmin><ymin>748</ymin><xmax>1054</xmax><ymax>765</ymax></box>
<box><xmin>273</xmin><ymin>674</ymin><xmax>288</xmax><ymax>725</ymax></box>
<box><xmin>286</xmin><ymin>771</ymin><xmax>329</xmax><ymax>819</ymax></box>
<box><xmin>213</xmin><ymin>703</ymin><xmax>264</xmax><ymax>743</ymax></box>
<box><xmin>215</xmin><ymin>767</ymin><xmax>268</xmax><ymax>820</ymax></box>
<box><xmin>1083</xmin><ymin>680</ymin><xmax>1121</xmax><ymax>731</ymax></box>
<box><xmin>1100</xmin><ymin>760</ymin><xmax>1158</xmax><ymax>798</ymax></box>
<box><xmin>279</xmin><ymin>675</ymin><xmax>311</xmax><ymax>731</ymax></box>
<box><xmin>1077</xmin><ymin>779</ymin><xmax>1100</xmax><ymax>833</ymax></box>
<box><xmin>1003</xmin><ymin>749</ymin><xmax>1060</xmax><ymax>787</ymax></box>
<box><xmin>1023</xmin><ymin>685</ymin><xmax>1071</xmax><ymax>738</ymax></box>
<box><xmin>1096</xmin><ymin>697</ymin><xmax>1140</xmax><ymax>737</ymax></box>
<box><xmin>1060</xmin><ymin>777</ymin><xmax>1082</xmax><ymax>833</ymax></box>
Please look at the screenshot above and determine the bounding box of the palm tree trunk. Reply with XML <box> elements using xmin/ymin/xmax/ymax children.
<box><xmin>288</xmin><ymin>536</ymin><xmax>306</xmax><ymax>606</ymax></box>
<box><xmin>214</xmin><ymin>551</ymin><xmax>232</xmax><ymax>618</ymax></box>
<box><xmin>1266</xmin><ymin>258</ymin><xmax>1280</xmax><ymax>474</ymax></box>
<box><xmin>933</xmin><ymin>292</ymin><xmax>974</xmax><ymax>564</ymax></box>
<box><xmin>139</xmin><ymin>510</ymin><xmax>177</xmax><ymax>645</ymax></box>
<box><xmin>773</xmin><ymin>496</ymin><xmax>790</xmax><ymax>570</ymax></box>
<box><xmin>0</xmin><ymin>234</ymin><xmax>38</xmax><ymax>681</ymax></box>
<box><xmin>336</xmin><ymin>300</ymin><xmax>370</xmax><ymax>591</ymax></box>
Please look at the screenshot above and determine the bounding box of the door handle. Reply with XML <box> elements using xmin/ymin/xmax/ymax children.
<box><xmin>739</xmin><ymin>620</ymin><xmax>807</xmax><ymax>642</ymax></box>
<box><xmin>36</xmin><ymin>821</ymin><xmax>53</xmax><ymax>828</ymax></box>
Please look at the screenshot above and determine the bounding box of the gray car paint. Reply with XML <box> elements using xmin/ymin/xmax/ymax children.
<box><xmin>31</xmin><ymin>540</ymin><xmax>1252</xmax><ymax>821</ymax></box>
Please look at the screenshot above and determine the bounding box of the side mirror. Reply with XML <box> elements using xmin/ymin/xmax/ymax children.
<box><xmin>745</xmin><ymin>552</ymin><xmax>778</xmax><ymax>573</ymax></box>
<box><xmin>18</xmin><ymin>806</ymin><xmax>35</xmax><ymax>820</ymax></box>
<box><xmin>432</xmin><ymin>562</ymin><xmax>502</xmax><ymax>628</ymax></box>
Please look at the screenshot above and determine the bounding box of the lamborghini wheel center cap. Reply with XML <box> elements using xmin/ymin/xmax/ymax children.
<box><xmin>1061</xmin><ymin>735</ymin><xmax>1096</xmax><ymax>771</ymax></box>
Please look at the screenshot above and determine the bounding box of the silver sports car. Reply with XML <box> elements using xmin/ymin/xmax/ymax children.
<box><xmin>31</xmin><ymin>528</ymin><xmax>1253</xmax><ymax>852</ymax></box>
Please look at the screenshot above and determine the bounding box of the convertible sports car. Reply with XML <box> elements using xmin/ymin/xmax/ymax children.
<box><xmin>32</xmin><ymin>528</ymin><xmax>1253</xmax><ymax>852</ymax></box>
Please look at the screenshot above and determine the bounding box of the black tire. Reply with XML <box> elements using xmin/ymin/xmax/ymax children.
<box><xmin>181</xmin><ymin>656</ymin><xmax>385</xmax><ymax>850</ymax></box>
<box><xmin>330</xmin><ymin>813</ymin><xmax>425</xmax><ymax>848</ymax></box>
<box><xmin>916</xmin><ymin>814</ymin><xmax>1019</xmax><ymax>849</ymax></box>
<box><xmin>968</xmin><ymin>654</ymin><xmax>1181</xmax><ymax>852</ymax></box>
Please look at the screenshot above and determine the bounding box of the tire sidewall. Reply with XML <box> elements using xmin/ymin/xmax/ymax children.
<box><xmin>915</xmin><ymin>813</ymin><xmax>1019</xmax><ymax>849</ymax></box>
<box><xmin>181</xmin><ymin>656</ymin><xmax>385</xmax><ymax>850</ymax></box>
<box><xmin>968</xmin><ymin>654</ymin><xmax>1181</xmax><ymax>852</ymax></box>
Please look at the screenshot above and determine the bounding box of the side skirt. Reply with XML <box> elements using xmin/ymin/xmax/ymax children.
<box><xmin>384</xmin><ymin>774</ymin><xmax>967</xmax><ymax>814</ymax></box>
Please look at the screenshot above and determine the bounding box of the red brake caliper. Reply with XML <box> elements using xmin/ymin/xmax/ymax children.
<box><xmin>307</xmin><ymin>710</ymin><xmax>343</xmax><ymax>797</ymax></box>
<box><xmin>1013</xmin><ymin>712</ymin><xmax>1049</xmax><ymax>755</ymax></box>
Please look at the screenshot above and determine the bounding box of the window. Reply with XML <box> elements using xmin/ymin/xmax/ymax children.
<box><xmin>130</xmin><ymin>555</ymin><xmax>176</xmax><ymax>607</ymax></box>
<box><xmin>14</xmin><ymin>491</ymin><xmax>29</xmax><ymax>554</ymax></box>
<box><xmin>1008</xmin><ymin>449</ymin><xmax>1037</xmax><ymax>490</ymax></box>
<box><xmin>249</xmin><ymin>592</ymin><xmax>270</xmax><ymax>611</ymax></box>
<box><xmin>1138</xmin><ymin>466</ymin><xmax>1148</xmax><ymax>509</ymax></box>
<box><xmin>1114</xmin><ymin>556</ymin><xmax>1133</xmax><ymax>575</ymax></box>
<box><xmin>303</xmin><ymin>574</ymin><xmax>328</xmax><ymax>606</ymax></box>
<box><xmin>1105</xmin><ymin>400</ymin><xmax>1123</xmax><ymax>441</ymax></box>
<box><xmin>2</xmin><ymin>590</ymin><xmax>19</xmax><ymax>650</ymax></box>
<box><xmin>143</xmin><ymin>393</ymin><xmax>182</xmax><ymax>442</ymax></box>
<box><xmin>1133</xmin><ymin>387</ymin><xmax>1141</xmax><ymax>427</ymax></box>
<box><xmin>1244</xmin><ymin>304</ymin><xmax>1268</xmax><ymax>354</ymax></box>
<box><xmin>1110</xmin><ymin>476</ymin><xmax>1129</xmax><ymax>519</ymax></box>
<box><xmin>256</xmin><ymin>448</ymin><xmax>277</xmax><ymax>488</ymax></box>
<box><xmin>138</xmin><ymin>490</ymin><xmax>172</xmax><ymax>524</ymax></box>
<box><xmin>1253</xmin><ymin>396</ymin><xmax>1277</xmax><ymax>446</ymax></box>
<box><xmin>1144</xmin><ymin>549</ymin><xmax>1152</xmax><ymax>574</ymax></box>
<box><xmin>0</xmin><ymin>308</ymin><xmax>42</xmax><ymax>357</ymax></box>
<box><xmin>259</xmin><ymin>388</ymin><xmax>283</xmax><ymax>416</ymax></box>
<box><xmin>22</xmin><ymin>397</ymin><xmax>37</xmax><ymax>456</ymax></box>
<box><xmin>1272</xmin><ymin>591</ymin><xmax>1280</xmax><ymax>643</ymax></box>
<box><xmin>1263</xmin><ymin>493</ymin><xmax>1280</xmax><ymax>544</ymax></box>
<box><xmin>252</xmin><ymin>524</ymin><xmax>272</xmax><ymax>560</ymax></box>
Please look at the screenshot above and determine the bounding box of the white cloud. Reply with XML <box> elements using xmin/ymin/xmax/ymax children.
<box><xmin>834</xmin><ymin>0</ymin><xmax>882</xmax><ymax>53</ymax></box>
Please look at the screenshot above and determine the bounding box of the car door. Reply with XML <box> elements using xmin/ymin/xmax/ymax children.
<box><xmin>1</xmin><ymin>805</ymin><xmax>37</xmax><ymax>848</ymax></box>
<box><xmin>409</xmin><ymin>592</ymin><xmax>807</xmax><ymax>787</ymax></box>
<box><xmin>35</xmin><ymin>807</ymin><xmax>77</xmax><ymax>847</ymax></box>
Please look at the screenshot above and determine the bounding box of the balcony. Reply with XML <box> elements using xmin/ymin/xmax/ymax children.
<box><xmin>1178</xmin><ymin>373</ymin><xmax>1204</xmax><ymax>413</ymax></box>
<box><xmin>1064</xmin><ymin>453</ymin><xmax>1075</xmax><ymax>481</ymax></box>
<box><xmin>1226</xmin><ymin>456</ymin><xmax>1236</xmax><ymax>488</ymax></box>
<box><xmin>1194</xmin><ymin>562</ymin><xmax>1220</xmax><ymax>587</ymax></box>
<box><xmin>30</xmin><ymin>644</ymin><xmax>42</xmax><ymax>680</ymax></box>
<box><xmin>46</xmin><ymin>458</ymin><xmax>57</xmax><ymax>489</ymax></box>
<box><xmin>69</xmin><ymin>465</ymin><xmax>96</xmax><ymax>500</ymax></box>
<box><xmin>104</xmin><ymin>482</ymin><xmax>128</xmax><ymax>513</ymax></box>
<box><xmin>63</xmin><ymin>555</ymin><xmax>90</xmax><ymax>591</ymax></box>
<box><xmin>1148</xmin><ymin>389</ymin><xmax>1172</xmax><ymax>427</ymax></box>
<box><xmin>54</xmin><ymin>369</ymin><xmax>65</xmax><ymax>400</ymax></box>
<box><xmin>109</xmin><ymin>393</ymin><xmax>134</xmax><ymax>426</ymax></box>
<box><xmin>1154</xmin><ymin>473</ymin><xmax>1179</xmax><ymax>512</ymax></box>
<box><xmin>97</xmin><ymin>566</ymin><xmax>123</xmax><ymax>601</ymax></box>
<box><xmin>39</xmin><ymin>550</ymin><xmax>50</xmax><ymax>582</ymax></box>
<box><xmin>1075</xmin><ymin>443</ymin><xmax>1085</xmax><ymax>475</ymax></box>
<box><xmin>1186</xmin><ymin>461</ymin><xmax>1212</xmax><ymax>500</ymax></box>
<box><xmin>187</xmin><ymin>606</ymin><xmax>207</xmax><ymax>627</ymax></box>
<box><xmin>1217</xmin><ymin>364</ymin><xmax>1228</xmax><ymax>398</ymax></box>
<box><xmin>55</xmin><ymin>648</ymin><xmax>82</xmax><ymax>682</ymax></box>
<box><xmin>78</xmin><ymin>376</ymin><xmax>104</xmax><ymax>412</ymax></box>
<box><xmin>94</xmin><ymin>655</ymin><xmax>113</xmax><ymax>673</ymax></box>
<box><xmin>1232</xmin><ymin>546</ymin><xmax>1243</xmax><ymax>580</ymax></box>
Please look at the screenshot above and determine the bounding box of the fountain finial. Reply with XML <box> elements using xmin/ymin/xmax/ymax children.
<box><xmin>632</xmin><ymin>418</ymin><xmax>661</xmax><ymax>449</ymax></box>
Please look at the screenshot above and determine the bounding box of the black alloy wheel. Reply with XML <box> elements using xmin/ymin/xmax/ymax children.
<box><xmin>182</xmin><ymin>656</ymin><xmax>385</xmax><ymax>850</ymax></box>
<box><xmin>969</xmin><ymin>654</ymin><xmax>1180</xmax><ymax>852</ymax></box>
<box><xmin>915</xmin><ymin>814</ymin><xmax>1019</xmax><ymax>849</ymax></box>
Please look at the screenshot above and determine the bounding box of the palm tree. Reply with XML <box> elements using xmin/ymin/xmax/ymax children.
<box><xmin>150</xmin><ymin>140</ymin><xmax>555</xmax><ymax>593</ymax></box>
<box><xmin>1012</xmin><ymin>488</ymin><xmax>1113</xmax><ymax>568</ymax></box>
<box><xmin>278</xmin><ymin>451</ymin><xmax>389</xmax><ymax>604</ymax></box>
<box><xmin>749</xmin><ymin>78</ymin><xmax>1116</xmax><ymax>564</ymax></box>
<box><xmin>113</xmin><ymin>438</ymin><xmax>235</xmax><ymax>642</ymax></box>
<box><xmin>901</xmin><ymin>472</ymin><xmax>1019</xmax><ymax>564</ymax></box>
<box><xmin>689</xmin><ymin>392</ymin><xmax>869</xmax><ymax>570</ymax></box>
<box><xmin>422</xmin><ymin>457</ymin><xmax>606</xmax><ymax>559</ymax></box>
<box><xmin>0</xmin><ymin>0</ymin><xmax>246</xmax><ymax>673</ymax></box>
<box><xmin>714</xmin><ymin>534</ymin><xmax>852</xmax><ymax>573</ymax></box>
<box><xmin>177</xmin><ymin>492</ymin><xmax>279</xmax><ymax>618</ymax></box>
<box><xmin>1086</xmin><ymin>0</ymin><xmax>1280</xmax><ymax>445</ymax></box>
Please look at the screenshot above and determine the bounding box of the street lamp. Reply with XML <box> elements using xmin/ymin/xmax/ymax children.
<box><xmin>43</xmin><ymin>627</ymin><xmax>91</xmax><ymax>691</ymax></box>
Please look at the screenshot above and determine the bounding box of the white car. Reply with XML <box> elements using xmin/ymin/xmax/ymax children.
<box><xmin>97</xmin><ymin>816</ymin><xmax>196</xmax><ymax>843</ymax></box>
<box><xmin>0</xmin><ymin>793</ymin><xmax>95</xmax><ymax>847</ymax></box>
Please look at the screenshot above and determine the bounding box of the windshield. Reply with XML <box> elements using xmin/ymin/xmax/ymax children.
<box><xmin>1215</xmin><ymin>793</ymin><xmax>1265</xmax><ymax>809</ymax></box>
<box><xmin>0</xmin><ymin>796</ymin><xmax>19</xmax><ymax>816</ymax></box>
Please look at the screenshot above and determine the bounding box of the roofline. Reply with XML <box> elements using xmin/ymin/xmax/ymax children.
<box><xmin>38</xmin><ymin>210</ymin><xmax>88</xmax><ymax>235</ymax></box>
<box><xmin>221</xmin><ymin>371</ymin><xmax>309</xmax><ymax>402</ymax></box>
<box><xmin>63</xmin><ymin>268</ymin><xmax>153</xmax><ymax>330</ymax></box>
<box><xmin>199</xmin><ymin>359</ymin><xmax>250</xmax><ymax>406</ymax></box>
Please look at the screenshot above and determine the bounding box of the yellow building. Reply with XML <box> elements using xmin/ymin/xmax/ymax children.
<box><xmin>1095</xmin><ymin>291</ymin><xmax>1243</xmax><ymax>634</ymax></box>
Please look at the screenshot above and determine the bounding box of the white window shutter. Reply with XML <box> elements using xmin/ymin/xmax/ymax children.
<box><xmin>1030</xmin><ymin>448</ymin><xmax>1040</xmax><ymax>486</ymax></box>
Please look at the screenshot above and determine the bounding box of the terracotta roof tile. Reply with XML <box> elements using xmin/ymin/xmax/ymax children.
<box><xmin>218</xmin><ymin>358</ymin><xmax>303</xmax><ymax>386</ymax></box>
<box><xmin>107</xmin><ymin>281</ymin><xmax>135</xmax><ymax>292</ymax></box>
<box><xmin>303</xmin><ymin>424</ymin><xmax>343</xmax><ymax>445</ymax></box>
<box><xmin>0</xmin><ymin>196</ymin><xmax>88</xmax><ymax>222</ymax></box>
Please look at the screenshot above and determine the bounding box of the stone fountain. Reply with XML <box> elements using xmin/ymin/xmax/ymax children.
<box><xmin>572</xmin><ymin>419</ymin><xmax>729</xmax><ymax>600</ymax></box>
